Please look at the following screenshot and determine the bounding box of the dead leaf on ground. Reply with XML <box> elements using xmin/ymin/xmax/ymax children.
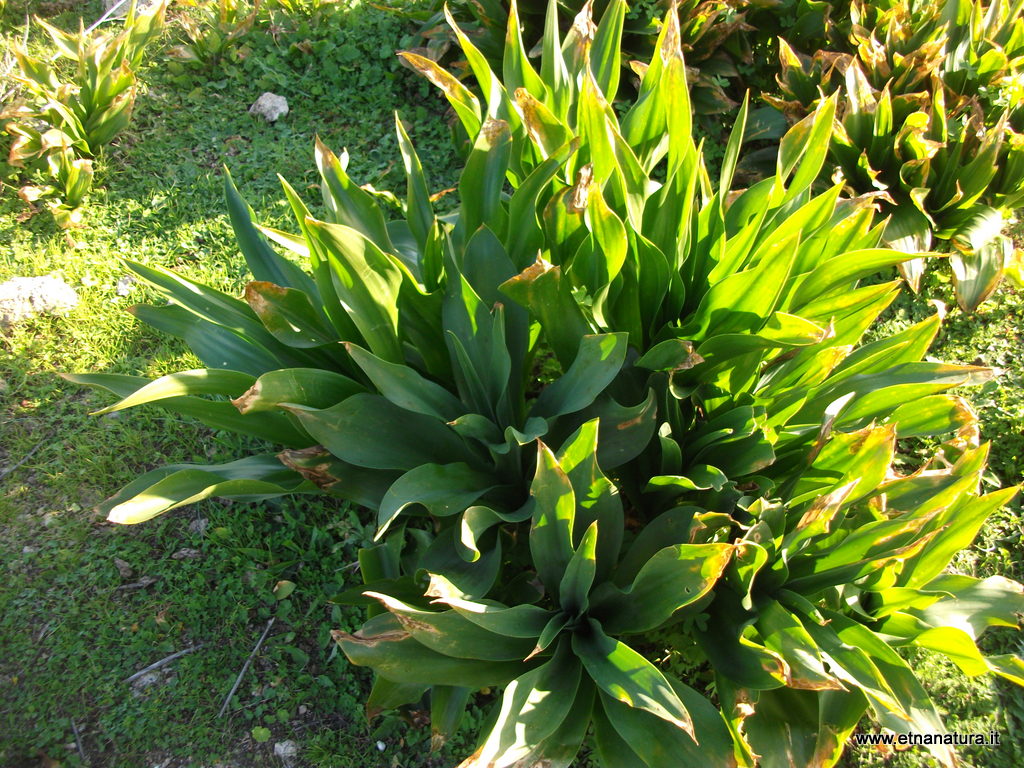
<box><xmin>116</xmin><ymin>576</ymin><xmax>158</xmax><ymax>591</ymax></box>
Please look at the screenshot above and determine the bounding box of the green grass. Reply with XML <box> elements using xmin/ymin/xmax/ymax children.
<box><xmin>0</xmin><ymin>2</ymin><xmax>474</xmax><ymax>765</ymax></box>
<box><xmin>1</xmin><ymin>1</ymin><xmax>1023</xmax><ymax>766</ymax></box>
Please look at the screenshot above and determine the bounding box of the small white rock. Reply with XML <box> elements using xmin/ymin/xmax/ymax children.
<box><xmin>376</xmin><ymin>740</ymin><xmax>386</xmax><ymax>752</ymax></box>
<box><xmin>116</xmin><ymin>276</ymin><xmax>135</xmax><ymax>296</ymax></box>
<box><xmin>0</xmin><ymin>274</ymin><xmax>78</xmax><ymax>325</ymax></box>
<box><xmin>273</xmin><ymin>740</ymin><xmax>299</xmax><ymax>767</ymax></box>
<box><xmin>249</xmin><ymin>92</ymin><xmax>289</xmax><ymax>123</ymax></box>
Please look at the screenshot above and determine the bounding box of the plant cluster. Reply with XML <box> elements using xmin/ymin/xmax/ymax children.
<box><xmin>69</xmin><ymin>2</ymin><xmax>1024</xmax><ymax>766</ymax></box>
<box><xmin>768</xmin><ymin>0</ymin><xmax>1024</xmax><ymax>311</ymax></box>
<box><xmin>167</xmin><ymin>0</ymin><xmax>260</xmax><ymax>68</ymax></box>
<box><xmin>2</xmin><ymin>0</ymin><xmax>165</xmax><ymax>226</ymax></box>
<box><xmin>385</xmin><ymin>0</ymin><xmax>758</xmax><ymax>122</ymax></box>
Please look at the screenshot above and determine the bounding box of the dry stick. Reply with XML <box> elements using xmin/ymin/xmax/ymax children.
<box><xmin>217</xmin><ymin>618</ymin><xmax>276</xmax><ymax>719</ymax></box>
<box><xmin>0</xmin><ymin>433</ymin><xmax>51</xmax><ymax>483</ymax></box>
<box><xmin>85</xmin><ymin>0</ymin><xmax>131</xmax><ymax>35</ymax></box>
<box><xmin>70</xmin><ymin>718</ymin><xmax>88</xmax><ymax>766</ymax></box>
<box><xmin>123</xmin><ymin>644</ymin><xmax>204</xmax><ymax>684</ymax></box>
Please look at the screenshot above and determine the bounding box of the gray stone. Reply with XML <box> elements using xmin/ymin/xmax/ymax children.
<box><xmin>273</xmin><ymin>740</ymin><xmax>299</xmax><ymax>767</ymax></box>
<box><xmin>0</xmin><ymin>274</ymin><xmax>78</xmax><ymax>325</ymax></box>
<box><xmin>249</xmin><ymin>92</ymin><xmax>289</xmax><ymax>123</ymax></box>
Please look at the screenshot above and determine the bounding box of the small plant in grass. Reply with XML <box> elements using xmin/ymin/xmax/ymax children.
<box><xmin>3</xmin><ymin>0</ymin><xmax>165</xmax><ymax>225</ymax></box>
<box><xmin>167</xmin><ymin>0</ymin><xmax>259</xmax><ymax>68</ymax></box>
<box><xmin>68</xmin><ymin>1</ymin><xmax>1024</xmax><ymax>765</ymax></box>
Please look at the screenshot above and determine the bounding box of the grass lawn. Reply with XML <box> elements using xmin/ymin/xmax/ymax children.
<box><xmin>1</xmin><ymin>1</ymin><xmax>1022</xmax><ymax>766</ymax></box>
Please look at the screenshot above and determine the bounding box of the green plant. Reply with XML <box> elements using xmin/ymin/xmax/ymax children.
<box><xmin>8</xmin><ymin>0</ymin><xmax>166</xmax><ymax>158</ymax></box>
<box><xmin>168</xmin><ymin>0</ymin><xmax>259</xmax><ymax>67</ymax></box>
<box><xmin>66</xmin><ymin>1</ymin><xmax>1024</xmax><ymax>766</ymax></box>
<box><xmin>16</xmin><ymin>139</ymin><xmax>94</xmax><ymax>227</ymax></box>
<box><xmin>389</xmin><ymin>0</ymin><xmax>754</xmax><ymax>118</ymax></box>
<box><xmin>768</xmin><ymin>0</ymin><xmax>1024</xmax><ymax>311</ymax></box>
<box><xmin>3</xmin><ymin>0</ymin><xmax>166</xmax><ymax>224</ymax></box>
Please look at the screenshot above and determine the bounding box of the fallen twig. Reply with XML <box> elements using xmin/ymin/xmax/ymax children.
<box><xmin>70</xmin><ymin>718</ymin><xmax>87</xmax><ymax>766</ymax></box>
<box><xmin>85</xmin><ymin>0</ymin><xmax>130</xmax><ymax>34</ymax></box>
<box><xmin>124</xmin><ymin>644</ymin><xmax>204</xmax><ymax>684</ymax></box>
<box><xmin>0</xmin><ymin>433</ymin><xmax>51</xmax><ymax>483</ymax></box>
<box><xmin>217</xmin><ymin>618</ymin><xmax>276</xmax><ymax>719</ymax></box>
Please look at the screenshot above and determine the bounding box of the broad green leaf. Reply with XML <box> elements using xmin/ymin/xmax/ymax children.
<box><xmin>124</xmin><ymin>260</ymin><xmax>294</xmax><ymax>362</ymax></box>
<box><xmin>613</xmin><ymin>507</ymin><xmax>700</xmax><ymax>587</ymax></box>
<box><xmin>590</xmin><ymin>0</ymin><xmax>626</xmax><ymax>102</ymax></box>
<box><xmin>304</xmin><ymin>219</ymin><xmax>404</xmax><ymax>363</ymax></box>
<box><xmin>597</xmin><ymin>673</ymin><xmax>735</xmax><ymax>768</ymax></box>
<box><xmin>791</xmin><ymin>249</ymin><xmax>920</xmax><ymax>308</ymax></box>
<box><xmin>950</xmin><ymin>235</ymin><xmax>1010</xmax><ymax>313</ymax></box>
<box><xmin>911</xmin><ymin>574</ymin><xmax>1024</xmax><ymax>640</ymax></box>
<box><xmin>394</xmin><ymin>114</ymin><xmax>433</xmax><ymax>255</ymax></box>
<box><xmin>346</xmin><ymin>343</ymin><xmax>464</xmax><ymax>420</ymax></box>
<box><xmin>283</xmin><ymin>394</ymin><xmax>475</xmax><ymax>470</ymax></box>
<box><xmin>244</xmin><ymin>281</ymin><xmax>339</xmax><ymax>348</ymax></box>
<box><xmin>559</xmin><ymin>522</ymin><xmax>598</xmax><ymax>615</ymax></box>
<box><xmin>573</xmin><ymin>619</ymin><xmax>695</xmax><ymax>738</ymax></box>
<box><xmin>530</xmin><ymin>442</ymin><xmax>576</xmax><ymax>600</ymax></box>
<box><xmin>514</xmin><ymin>88</ymin><xmax>573</xmax><ymax>163</ymax></box>
<box><xmin>430</xmin><ymin>685</ymin><xmax>471</xmax><ymax>751</ymax></box>
<box><xmin>335</xmin><ymin>613</ymin><xmax>531</xmax><ymax>688</ymax></box>
<box><xmin>231</xmin><ymin>368</ymin><xmax>364</xmax><ymax>413</ymax></box>
<box><xmin>462</xmin><ymin>639</ymin><xmax>582</xmax><ymax>767</ymax></box>
<box><xmin>277</xmin><ymin>447</ymin><xmax>398</xmax><ymax>508</ymax></box>
<box><xmin>814</xmin><ymin>613</ymin><xmax>956</xmax><ymax>766</ymax></box>
<box><xmin>799</xmin><ymin>363</ymin><xmax>991</xmax><ymax>428</ymax></box>
<box><xmin>365</xmin><ymin>593</ymin><xmax>536</xmax><ymax>661</ymax></box>
<box><xmin>555</xmin><ymin>419</ymin><xmax>623</xmax><ymax>581</ymax></box>
<box><xmin>100</xmin><ymin>455</ymin><xmax>312</xmax><ymax>524</ymax></box>
<box><xmin>502</xmin><ymin>0</ymin><xmax>545</xmax><ymax>98</ymax></box>
<box><xmin>782</xmin><ymin>95</ymin><xmax>837</xmax><ymax>201</ymax></box>
<box><xmin>427</xmin><ymin>574</ymin><xmax>554</xmax><ymax>638</ymax></box>
<box><xmin>315</xmin><ymin>137</ymin><xmax>393</xmax><ymax>250</ymax></box>
<box><xmin>507</xmin><ymin>143</ymin><xmax>576</xmax><ymax>269</ymax></box>
<box><xmin>911</xmin><ymin>626</ymin><xmax>990</xmax><ymax>677</ymax></box>
<box><xmin>366</xmin><ymin>676</ymin><xmax>426</xmax><ymax>720</ymax></box>
<box><xmin>695</xmin><ymin>590</ymin><xmax>789</xmax><ymax>690</ymax></box>
<box><xmin>398</xmin><ymin>51</ymin><xmax>482</xmax><ymax>138</ymax></box>
<box><xmin>420</xmin><ymin>525</ymin><xmax>504</xmax><ymax>606</ymax></box>
<box><xmin>755</xmin><ymin>603</ymin><xmax>843</xmax><ymax>691</ymax></box>
<box><xmin>376</xmin><ymin>463</ymin><xmax>499</xmax><ymax>539</ymax></box>
<box><xmin>531</xmin><ymin>333</ymin><xmax>628</xmax><ymax>419</ymax></box>
<box><xmin>583</xmin><ymin>389</ymin><xmax>659</xmax><ymax>469</ymax></box>
<box><xmin>591</xmin><ymin>701</ymin><xmax>647</xmax><ymax>768</ymax></box>
<box><xmin>63</xmin><ymin>371</ymin><xmax>309</xmax><ymax>445</ymax></box>
<box><xmin>887</xmin><ymin>394</ymin><xmax>977</xmax><ymax>438</ymax></box>
<box><xmin>592</xmin><ymin>543</ymin><xmax>733</xmax><ymax>635</ymax></box>
<box><xmin>683</xmin><ymin>237</ymin><xmax>798</xmax><ymax>340</ymax></box>
<box><xmin>224</xmin><ymin>167</ymin><xmax>318</xmax><ymax>295</ymax></box>
<box><xmin>500</xmin><ymin>258</ymin><xmax>592</xmax><ymax>368</ymax></box>
<box><xmin>457</xmin><ymin>118</ymin><xmax>512</xmax><ymax>242</ymax></box>
<box><xmin>85</xmin><ymin>369</ymin><xmax>254</xmax><ymax>414</ymax></box>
